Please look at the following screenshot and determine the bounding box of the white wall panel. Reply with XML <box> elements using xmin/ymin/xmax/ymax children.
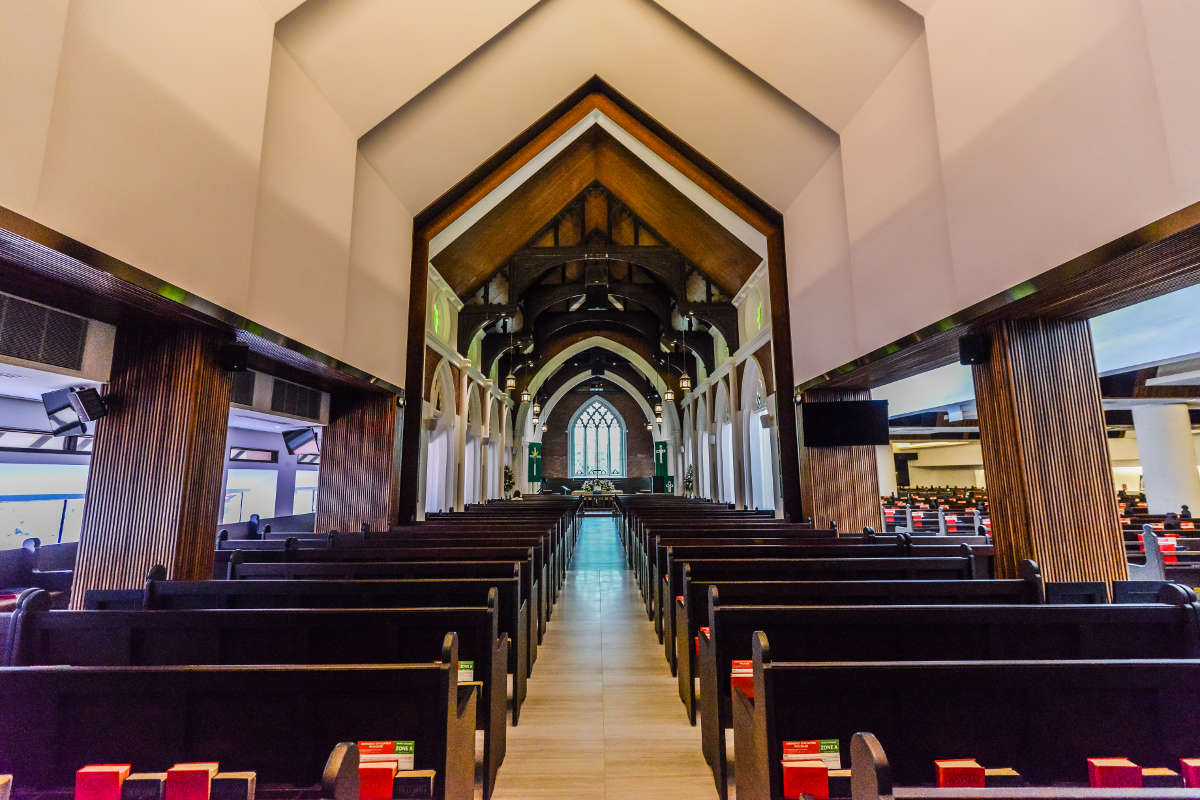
<box><xmin>0</xmin><ymin>0</ymin><xmax>68</xmax><ymax>214</ymax></box>
<box><xmin>841</xmin><ymin>34</ymin><xmax>955</xmax><ymax>353</ymax></box>
<box><xmin>926</xmin><ymin>0</ymin><xmax>1178</xmax><ymax>307</ymax></box>
<box><xmin>344</xmin><ymin>153</ymin><xmax>412</xmax><ymax>387</ymax></box>
<box><xmin>784</xmin><ymin>150</ymin><xmax>858</xmax><ymax>382</ymax></box>
<box><xmin>35</xmin><ymin>1</ymin><xmax>273</xmax><ymax>313</ymax></box>
<box><xmin>247</xmin><ymin>41</ymin><xmax>356</xmax><ymax>360</ymax></box>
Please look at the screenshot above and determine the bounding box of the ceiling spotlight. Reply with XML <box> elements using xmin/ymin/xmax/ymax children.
<box><xmin>520</xmin><ymin>389</ymin><xmax>531</xmax><ymax>403</ymax></box>
<box><xmin>679</xmin><ymin>372</ymin><xmax>693</xmax><ymax>391</ymax></box>
<box><xmin>664</xmin><ymin>388</ymin><xmax>675</xmax><ymax>402</ymax></box>
<box><xmin>505</xmin><ymin>373</ymin><xmax>517</xmax><ymax>391</ymax></box>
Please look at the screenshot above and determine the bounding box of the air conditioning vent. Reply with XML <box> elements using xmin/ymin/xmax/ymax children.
<box><xmin>0</xmin><ymin>294</ymin><xmax>87</xmax><ymax>371</ymax></box>
<box><xmin>271</xmin><ymin>378</ymin><xmax>323</xmax><ymax>420</ymax></box>
<box><xmin>231</xmin><ymin>370</ymin><xmax>255</xmax><ymax>406</ymax></box>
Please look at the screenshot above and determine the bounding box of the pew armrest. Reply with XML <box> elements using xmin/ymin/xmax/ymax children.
<box><xmin>731</xmin><ymin>687</ymin><xmax>764</xmax><ymax>800</ymax></box>
<box><xmin>320</xmin><ymin>742</ymin><xmax>359</xmax><ymax>800</ymax></box>
<box><xmin>446</xmin><ymin>684</ymin><xmax>478</xmax><ymax>800</ymax></box>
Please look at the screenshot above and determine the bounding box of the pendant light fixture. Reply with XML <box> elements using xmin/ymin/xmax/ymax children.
<box><xmin>654</xmin><ymin>401</ymin><xmax>663</xmax><ymax>414</ymax></box>
<box><xmin>678</xmin><ymin>315</ymin><xmax>693</xmax><ymax>392</ymax></box>
<box><xmin>532</xmin><ymin>400</ymin><xmax>542</xmax><ymax>416</ymax></box>
<box><xmin>520</xmin><ymin>389</ymin><xmax>531</xmax><ymax>404</ymax></box>
<box><xmin>504</xmin><ymin>315</ymin><xmax>517</xmax><ymax>391</ymax></box>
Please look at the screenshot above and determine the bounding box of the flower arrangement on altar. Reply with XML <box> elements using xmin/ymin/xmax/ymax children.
<box><xmin>581</xmin><ymin>479</ymin><xmax>617</xmax><ymax>493</ymax></box>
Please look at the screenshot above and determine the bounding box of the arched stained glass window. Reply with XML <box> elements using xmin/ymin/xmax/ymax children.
<box><xmin>569</xmin><ymin>398</ymin><xmax>626</xmax><ymax>477</ymax></box>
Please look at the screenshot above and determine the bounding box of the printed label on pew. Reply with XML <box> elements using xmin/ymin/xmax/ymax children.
<box><xmin>359</xmin><ymin>741</ymin><xmax>415</xmax><ymax>770</ymax></box>
<box><xmin>782</xmin><ymin>740</ymin><xmax>842</xmax><ymax>770</ymax></box>
<box><xmin>433</xmin><ymin>660</ymin><xmax>475</xmax><ymax>682</ymax></box>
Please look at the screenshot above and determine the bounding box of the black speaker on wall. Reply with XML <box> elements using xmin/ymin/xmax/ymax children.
<box><xmin>219</xmin><ymin>342</ymin><xmax>250</xmax><ymax>372</ymax></box>
<box><xmin>958</xmin><ymin>333</ymin><xmax>991</xmax><ymax>365</ymax></box>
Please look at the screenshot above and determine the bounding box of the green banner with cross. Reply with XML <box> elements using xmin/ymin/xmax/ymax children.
<box><xmin>653</xmin><ymin>440</ymin><xmax>669</xmax><ymax>477</ymax></box>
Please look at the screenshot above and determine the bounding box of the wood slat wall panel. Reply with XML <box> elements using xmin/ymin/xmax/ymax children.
<box><xmin>70</xmin><ymin>325</ymin><xmax>232</xmax><ymax>607</ymax></box>
<box><xmin>799</xmin><ymin>388</ymin><xmax>881</xmax><ymax>533</ymax></box>
<box><xmin>316</xmin><ymin>389</ymin><xmax>402</xmax><ymax>533</ymax></box>
<box><xmin>973</xmin><ymin>319</ymin><xmax>1127</xmax><ymax>583</ymax></box>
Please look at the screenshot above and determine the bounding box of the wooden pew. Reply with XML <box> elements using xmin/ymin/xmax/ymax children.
<box><xmin>84</xmin><ymin>574</ymin><xmax>531</xmax><ymax>724</ymax></box>
<box><xmin>222</xmin><ymin>543</ymin><xmax>545</xmax><ymax>656</ymax></box>
<box><xmin>702</xmin><ymin>585</ymin><xmax>1200</xmax><ymax>799</ymax></box>
<box><xmin>732</xmin><ymin>632</ymin><xmax>1200</xmax><ymax>800</ymax></box>
<box><xmin>5</xmin><ymin>589</ymin><xmax>510</xmax><ymax>800</ymax></box>
<box><xmin>0</xmin><ymin>634</ymin><xmax>476</xmax><ymax>800</ymax></box>
<box><xmin>849</xmin><ymin>731</ymin><xmax>1200</xmax><ymax>800</ymax></box>
<box><xmin>659</xmin><ymin>541</ymin><xmax>992</xmax><ymax>664</ymax></box>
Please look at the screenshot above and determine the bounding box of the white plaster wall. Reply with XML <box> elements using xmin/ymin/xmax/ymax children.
<box><xmin>0</xmin><ymin>0</ymin><xmax>69</xmax><ymax>214</ymax></box>
<box><xmin>34</xmin><ymin>1</ymin><xmax>274</xmax><ymax>314</ymax></box>
<box><xmin>345</xmin><ymin>154</ymin><xmax>412</xmax><ymax>386</ymax></box>
<box><xmin>784</xmin><ymin>150</ymin><xmax>857</xmax><ymax>380</ymax></box>
<box><xmin>247</xmin><ymin>40</ymin><xmax>357</xmax><ymax>360</ymax></box>
<box><xmin>926</xmin><ymin>0</ymin><xmax>1180</xmax><ymax>307</ymax></box>
<box><xmin>841</xmin><ymin>34</ymin><xmax>955</xmax><ymax>353</ymax></box>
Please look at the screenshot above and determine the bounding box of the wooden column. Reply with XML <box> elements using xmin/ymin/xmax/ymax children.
<box><xmin>315</xmin><ymin>388</ymin><xmax>403</xmax><ymax>533</ymax></box>
<box><xmin>71</xmin><ymin>325</ymin><xmax>232</xmax><ymax>607</ymax></box>
<box><xmin>972</xmin><ymin>318</ymin><xmax>1126</xmax><ymax>582</ymax></box>
<box><xmin>798</xmin><ymin>388</ymin><xmax>881</xmax><ymax>532</ymax></box>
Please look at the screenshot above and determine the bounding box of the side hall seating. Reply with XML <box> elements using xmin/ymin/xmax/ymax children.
<box><xmin>732</xmin><ymin>631</ymin><xmax>1200</xmax><ymax>800</ymax></box>
<box><xmin>2</xmin><ymin>588</ymin><xmax>510</xmax><ymax>800</ymax></box>
<box><xmin>0</xmin><ymin>633</ymin><xmax>477</xmax><ymax>800</ymax></box>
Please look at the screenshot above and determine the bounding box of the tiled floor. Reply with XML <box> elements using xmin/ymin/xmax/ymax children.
<box><xmin>490</xmin><ymin>514</ymin><xmax>718</xmax><ymax>799</ymax></box>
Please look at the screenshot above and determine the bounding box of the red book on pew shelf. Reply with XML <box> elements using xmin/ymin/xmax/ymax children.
<box><xmin>165</xmin><ymin>764</ymin><xmax>219</xmax><ymax>800</ymax></box>
<box><xmin>359</xmin><ymin>761</ymin><xmax>397</xmax><ymax>800</ymax></box>
<box><xmin>1182</xmin><ymin>759</ymin><xmax>1200</xmax><ymax>788</ymax></box>
<box><xmin>731</xmin><ymin>660</ymin><xmax>754</xmax><ymax>698</ymax></box>
<box><xmin>1088</xmin><ymin>758</ymin><xmax>1142</xmax><ymax>788</ymax></box>
<box><xmin>936</xmin><ymin>759</ymin><xmax>985</xmax><ymax>788</ymax></box>
<box><xmin>76</xmin><ymin>764</ymin><xmax>132</xmax><ymax>800</ymax></box>
<box><xmin>359</xmin><ymin>742</ymin><xmax>415</xmax><ymax>770</ymax></box>
<box><xmin>782</xmin><ymin>760</ymin><xmax>828</xmax><ymax>800</ymax></box>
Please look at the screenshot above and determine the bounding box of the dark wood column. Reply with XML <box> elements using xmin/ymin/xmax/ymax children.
<box><xmin>799</xmin><ymin>388</ymin><xmax>881</xmax><ymax>533</ymax></box>
<box><xmin>71</xmin><ymin>325</ymin><xmax>232</xmax><ymax>607</ymax></box>
<box><xmin>972</xmin><ymin>318</ymin><xmax>1126</xmax><ymax>582</ymax></box>
<box><xmin>316</xmin><ymin>388</ymin><xmax>403</xmax><ymax>533</ymax></box>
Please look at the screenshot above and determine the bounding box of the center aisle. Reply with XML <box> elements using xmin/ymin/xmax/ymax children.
<box><xmin>490</xmin><ymin>513</ymin><xmax>718</xmax><ymax>799</ymax></box>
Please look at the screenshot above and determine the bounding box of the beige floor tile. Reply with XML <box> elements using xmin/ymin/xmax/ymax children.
<box><xmin>488</xmin><ymin>516</ymin><xmax>718</xmax><ymax>800</ymax></box>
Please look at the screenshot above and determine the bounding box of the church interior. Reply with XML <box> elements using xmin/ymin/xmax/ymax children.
<box><xmin>2</xmin><ymin>2</ymin><xmax>1200</xmax><ymax>799</ymax></box>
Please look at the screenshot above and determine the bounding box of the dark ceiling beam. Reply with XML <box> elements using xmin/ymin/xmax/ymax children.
<box><xmin>534</xmin><ymin>310</ymin><xmax>661</xmax><ymax>352</ymax></box>
<box><xmin>457</xmin><ymin>303</ymin><xmax>519</xmax><ymax>356</ymax></box>
<box><xmin>510</xmin><ymin>245</ymin><xmax>683</xmax><ymax>298</ymax></box>
<box><xmin>680</xmin><ymin>301</ymin><xmax>740</xmax><ymax>353</ymax></box>
<box><xmin>662</xmin><ymin>330</ymin><xmax>714</xmax><ymax>373</ymax></box>
<box><xmin>482</xmin><ymin>333</ymin><xmax>533</xmax><ymax>377</ymax></box>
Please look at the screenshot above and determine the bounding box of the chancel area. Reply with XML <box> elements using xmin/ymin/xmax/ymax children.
<box><xmin>2</xmin><ymin>2</ymin><xmax>1200</xmax><ymax>800</ymax></box>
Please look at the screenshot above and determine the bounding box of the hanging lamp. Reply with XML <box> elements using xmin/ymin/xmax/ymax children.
<box><xmin>676</xmin><ymin>319</ymin><xmax>696</xmax><ymax>393</ymax></box>
<box><xmin>504</xmin><ymin>315</ymin><xmax>517</xmax><ymax>390</ymax></box>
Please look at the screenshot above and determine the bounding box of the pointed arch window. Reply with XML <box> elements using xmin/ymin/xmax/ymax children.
<box><xmin>569</xmin><ymin>398</ymin><xmax>626</xmax><ymax>477</ymax></box>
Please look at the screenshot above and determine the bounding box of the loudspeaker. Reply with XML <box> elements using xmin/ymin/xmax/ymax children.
<box><xmin>958</xmin><ymin>333</ymin><xmax>991</xmax><ymax>365</ymax></box>
<box><xmin>68</xmin><ymin>386</ymin><xmax>108</xmax><ymax>422</ymax></box>
<box><xmin>219</xmin><ymin>342</ymin><xmax>250</xmax><ymax>372</ymax></box>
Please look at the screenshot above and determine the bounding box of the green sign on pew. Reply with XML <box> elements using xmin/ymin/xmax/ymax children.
<box><xmin>528</xmin><ymin>442</ymin><xmax>543</xmax><ymax>483</ymax></box>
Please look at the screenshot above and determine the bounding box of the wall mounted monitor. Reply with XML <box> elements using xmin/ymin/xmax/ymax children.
<box><xmin>801</xmin><ymin>400</ymin><xmax>889</xmax><ymax>447</ymax></box>
<box><xmin>40</xmin><ymin>388</ymin><xmax>88</xmax><ymax>436</ymax></box>
<box><xmin>282</xmin><ymin>427</ymin><xmax>321</xmax><ymax>459</ymax></box>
